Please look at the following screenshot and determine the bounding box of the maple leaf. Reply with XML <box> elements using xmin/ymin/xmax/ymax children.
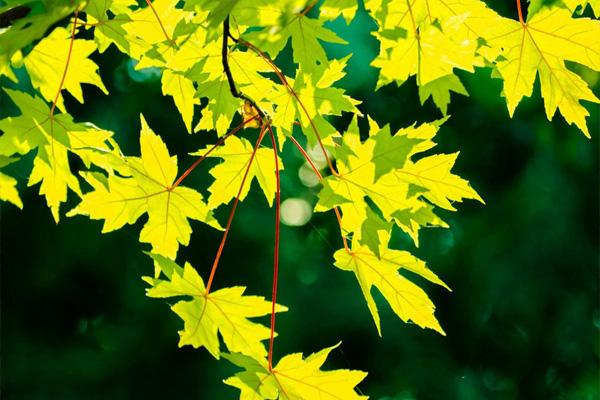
<box><xmin>487</xmin><ymin>7</ymin><xmax>600</xmax><ymax>137</ymax></box>
<box><xmin>0</xmin><ymin>89</ymin><xmax>115</xmax><ymax>220</ymax></box>
<box><xmin>244</xmin><ymin>13</ymin><xmax>346</xmax><ymax>72</ymax></box>
<box><xmin>22</xmin><ymin>26</ymin><xmax>108</xmax><ymax>113</ymax></box>
<box><xmin>68</xmin><ymin>116</ymin><xmax>220</xmax><ymax>258</ymax></box>
<box><xmin>224</xmin><ymin>343</ymin><xmax>367</xmax><ymax>400</ymax></box>
<box><xmin>269</xmin><ymin>57</ymin><xmax>360</xmax><ymax>145</ymax></box>
<box><xmin>365</xmin><ymin>0</ymin><xmax>503</xmax><ymax>111</ymax></box>
<box><xmin>334</xmin><ymin>231</ymin><xmax>450</xmax><ymax>335</ymax></box>
<box><xmin>316</xmin><ymin>117</ymin><xmax>481</xmax><ymax>247</ymax></box>
<box><xmin>144</xmin><ymin>254</ymin><xmax>287</xmax><ymax>358</ymax></box>
<box><xmin>192</xmin><ymin>135</ymin><xmax>283</xmax><ymax>208</ymax></box>
<box><xmin>0</xmin><ymin>156</ymin><xmax>21</xmax><ymax>208</ymax></box>
<box><xmin>121</xmin><ymin>0</ymin><xmax>190</xmax><ymax>50</ymax></box>
<box><xmin>189</xmin><ymin>0</ymin><xmax>242</xmax><ymax>27</ymax></box>
<box><xmin>191</xmin><ymin>45</ymin><xmax>274</xmax><ymax>135</ymax></box>
<box><xmin>418</xmin><ymin>74</ymin><xmax>469</xmax><ymax>115</ymax></box>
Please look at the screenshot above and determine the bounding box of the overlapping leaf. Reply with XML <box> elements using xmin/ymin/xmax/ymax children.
<box><xmin>0</xmin><ymin>89</ymin><xmax>115</xmax><ymax>220</ymax></box>
<box><xmin>316</xmin><ymin>117</ymin><xmax>482</xmax><ymax>248</ymax></box>
<box><xmin>269</xmin><ymin>56</ymin><xmax>360</xmax><ymax>145</ymax></box>
<box><xmin>193</xmin><ymin>135</ymin><xmax>283</xmax><ymax>208</ymax></box>
<box><xmin>0</xmin><ymin>0</ymin><xmax>76</xmax><ymax>74</ymax></box>
<box><xmin>243</xmin><ymin>10</ymin><xmax>346</xmax><ymax>72</ymax></box>
<box><xmin>316</xmin><ymin>116</ymin><xmax>480</xmax><ymax>335</ymax></box>
<box><xmin>365</xmin><ymin>0</ymin><xmax>502</xmax><ymax>112</ymax></box>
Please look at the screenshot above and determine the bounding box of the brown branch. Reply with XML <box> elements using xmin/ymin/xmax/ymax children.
<box><xmin>0</xmin><ymin>5</ymin><xmax>30</xmax><ymax>27</ymax></box>
<box><xmin>222</xmin><ymin>16</ymin><xmax>267</xmax><ymax>123</ymax></box>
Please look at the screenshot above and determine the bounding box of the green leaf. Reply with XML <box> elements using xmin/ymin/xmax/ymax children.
<box><xmin>0</xmin><ymin>89</ymin><xmax>115</xmax><ymax>220</ymax></box>
<box><xmin>418</xmin><ymin>74</ymin><xmax>469</xmax><ymax>115</ymax></box>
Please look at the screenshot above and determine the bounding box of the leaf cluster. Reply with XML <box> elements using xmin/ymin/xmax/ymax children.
<box><xmin>0</xmin><ymin>0</ymin><xmax>597</xmax><ymax>397</ymax></box>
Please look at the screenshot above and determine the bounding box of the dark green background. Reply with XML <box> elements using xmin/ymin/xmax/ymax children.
<box><xmin>1</xmin><ymin>3</ymin><xmax>599</xmax><ymax>399</ymax></box>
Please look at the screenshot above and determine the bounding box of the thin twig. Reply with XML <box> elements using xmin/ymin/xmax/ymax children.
<box><xmin>266</xmin><ymin>122</ymin><xmax>281</xmax><ymax>371</ymax></box>
<box><xmin>170</xmin><ymin>115</ymin><xmax>258</xmax><ymax>190</ymax></box>
<box><xmin>205</xmin><ymin>125</ymin><xmax>268</xmax><ymax>294</ymax></box>
<box><xmin>289</xmin><ymin>136</ymin><xmax>350</xmax><ymax>252</ymax></box>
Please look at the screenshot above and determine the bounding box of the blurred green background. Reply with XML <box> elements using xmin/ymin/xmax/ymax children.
<box><xmin>1</xmin><ymin>3</ymin><xmax>598</xmax><ymax>399</ymax></box>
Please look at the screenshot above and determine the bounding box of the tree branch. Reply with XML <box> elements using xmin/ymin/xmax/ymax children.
<box><xmin>222</xmin><ymin>16</ymin><xmax>267</xmax><ymax>122</ymax></box>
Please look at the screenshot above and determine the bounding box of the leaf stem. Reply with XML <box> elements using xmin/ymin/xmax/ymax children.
<box><xmin>230</xmin><ymin>34</ymin><xmax>340</xmax><ymax>178</ymax></box>
<box><xmin>205</xmin><ymin>125</ymin><xmax>268</xmax><ymax>294</ymax></box>
<box><xmin>299</xmin><ymin>1</ymin><xmax>318</xmax><ymax>17</ymax></box>
<box><xmin>50</xmin><ymin>8</ymin><xmax>79</xmax><ymax>118</ymax></box>
<box><xmin>289</xmin><ymin>136</ymin><xmax>350</xmax><ymax>252</ymax></box>
<box><xmin>170</xmin><ymin>115</ymin><xmax>258</xmax><ymax>190</ymax></box>
<box><xmin>265</xmin><ymin>122</ymin><xmax>281</xmax><ymax>371</ymax></box>
<box><xmin>516</xmin><ymin>0</ymin><xmax>525</xmax><ymax>25</ymax></box>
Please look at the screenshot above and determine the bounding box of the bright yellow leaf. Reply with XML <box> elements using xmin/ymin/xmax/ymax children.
<box><xmin>488</xmin><ymin>8</ymin><xmax>600</xmax><ymax>137</ymax></box>
<box><xmin>69</xmin><ymin>116</ymin><xmax>221</xmax><ymax>258</ymax></box>
<box><xmin>224</xmin><ymin>343</ymin><xmax>367</xmax><ymax>400</ymax></box>
<box><xmin>334</xmin><ymin>233</ymin><xmax>448</xmax><ymax>335</ymax></box>
<box><xmin>193</xmin><ymin>135</ymin><xmax>283</xmax><ymax>208</ymax></box>
<box><xmin>23</xmin><ymin>26</ymin><xmax>108</xmax><ymax>112</ymax></box>
<box><xmin>144</xmin><ymin>254</ymin><xmax>287</xmax><ymax>358</ymax></box>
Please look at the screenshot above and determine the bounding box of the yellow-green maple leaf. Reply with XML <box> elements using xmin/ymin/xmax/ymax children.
<box><xmin>366</xmin><ymin>0</ymin><xmax>501</xmax><ymax>84</ymax></box>
<box><xmin>193</xmin><ymin>135</ymin><xmax>283</xmax><ymax>208</ymax></box>
<box><xmin>334</xmin><ymin>230</ymin><xmax>449</xmax><ymax>335</ymax></box>
<box><xmin>23</xmin><ymin>26</ymin><xmax>108</xmax><ymax>112</ymax></box>
<box><xmin>0</xmin><ymin>89</ymin><xmax>115</xmax><ymax>220</ymax></box>
<box><xmin>224</xmin><ymin>343</ymin><xmax>367</xmax><ymax>399</ymax></box>
<box><xmin>316</xmin><ymin>117</ymin><xmax>481</xmax><ymax>246</ymax></box>
<box><xmin>488</xmin><ymin>7</ymin><xmax>600</xmax><ymax>137</ymax></box>
<box><xmin>243</xmin><ymin>13</ymin><xmax>346</xmax><ymax>72</ymax></box>
<box><xmin>68</xmin><ymin>116</ymin><xmax>220</xmax><ymax>258</ymax></box>
<box><xmin>144</xmin><ymin>254</ymin><xmax>287</xmax><ymax>358</ymax></box>
<box><xmin>365</xmin><ymin>0</ymin><xmax>502</xmax><ymax>111</ymax></box>
<box><xmin>418</xmin><ymin>74</ymin><xmax>469</xmax><ymax>115</ymax></box>
<box><xmin>269</xmin><ymin>58</ymin><xmax>360</xmax><ymax>146</ymax></box>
